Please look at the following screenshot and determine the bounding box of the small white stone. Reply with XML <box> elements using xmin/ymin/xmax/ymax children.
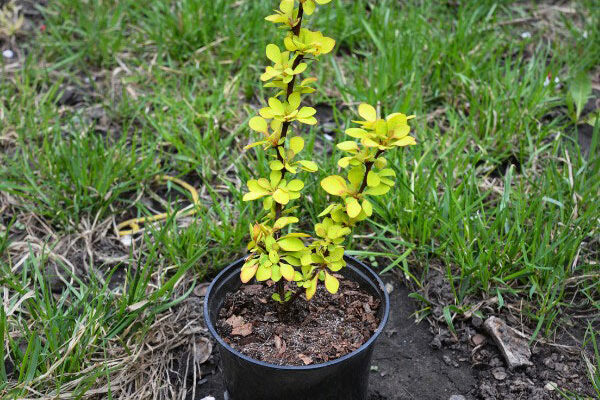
<box><xmin>385</xmin><ymin>282</ymin><xmax>394</xmax><ymax>294</ymax></box>
<box><xmin>2</xmin><ymin>49</ymin><xmax>14</xmax><ymax>59</ymax></box>
<box><xmin>583</xmin><ymin>31</ymin><xmax>588</xmax><ymax>39</ymax></box>
<box><xmin>554</xmin><ymin>77</ymin><xmax>560</xmax><ymax>84</ymax></box>
<box><xmin>200</xmin><ymin>397</ymin><xmax>216</xmax><ymax>400</ymax></box>
<box><xmin>543</xmin><ymin>76</ymin><xmax>551</xmax><ymax>87</ymax></box>
<box><xmin>120</xmin><ymin>235</ymin><xmax>132</xmax><ymax>247</ymax></box>
<box><xmin>545</xmin><ymin>381</ymin><xmax>558</xmax><ymax>391</ymax></box>
<box><xmin>520</xmin><ymin>32</ymin><xmax>531</xmax><ymax>39</ymax></box>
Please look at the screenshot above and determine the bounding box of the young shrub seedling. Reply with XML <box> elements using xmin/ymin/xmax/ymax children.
<box><xmin>242</xmin><ymin>0</ymin><xmax>416</xmax><ymax>307</ymax></box>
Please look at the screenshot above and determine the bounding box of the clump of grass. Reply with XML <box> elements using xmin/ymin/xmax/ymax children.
<box><xmin>0</xmin><ymin>0</ymin><xmax>598</xmax><ymax>397</ymax></box>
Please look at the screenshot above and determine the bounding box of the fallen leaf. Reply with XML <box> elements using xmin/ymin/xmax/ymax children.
<box><xmin>298</xmin><ymin>353</ymin><xmax>312</xmax><ymax>365</ymax></box>
<box><xmin>274</xmin><ymin>335</ymin><xmax>282</xmax><ymax>350</ymax></box>
<box><xmin>225</xmin><ymin>315</ymin><xmax>244</xmax><ymax>329</ymax></box>
<box><xmin>194</xmin><ymin>283</ymin><xmax>210</xmax><ymax>297</ymax></box>
<box><xmin>231</xmin><ymin>322</ymin><xmax>253</xmax><ymax>337</ymax></box>
<box><xmin>194</xmin><ymin>337</ymin><xmax>213</xmax><ymax>364</ymax></box>
<box><xmin>127</xmin><ymin>300</ymin><xmax>148</xmax><ymax>312</ymax></box>
<box><xmin>225</xmin><ymin>315</ymin><xmax>253</xmax><ymax>336</ymax></box>
<box><xmin>274</xmin><ymin>335</ymin><xmax>286</xmax><ymax>355</ymax></box>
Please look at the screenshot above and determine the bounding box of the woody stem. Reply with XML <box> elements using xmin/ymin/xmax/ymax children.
<box><xmin>358</xmin><ymin>149</ymin><xmax>385</xmax><ymax>194</ymax></box>
<box><xmin>274</xmin><ymin>3</ymin><xmax>305</xmax><ymax>309</ymax></box>
<box><xmin>273</xmin><ymin>3</ymin><xmax>305</xmax><ymax>223</ymax></box>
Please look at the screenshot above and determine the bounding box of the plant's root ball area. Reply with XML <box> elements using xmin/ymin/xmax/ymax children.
<box><xmin>216</xmin><ymin>277</ymin><xmax>380</xmax><ymax>366</ymax></box>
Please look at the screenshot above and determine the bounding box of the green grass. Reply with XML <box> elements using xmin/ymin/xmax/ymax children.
<box><xmin>1</xmin><ymin>0</ymin><xmax>599</xmax><ymax>398</ymax></box>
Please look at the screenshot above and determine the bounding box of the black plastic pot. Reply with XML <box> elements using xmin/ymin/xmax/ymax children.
<box><xmin>204</xmin><ymin>255</ymin><xmax>390</xmax><ymax>400</ymax></box>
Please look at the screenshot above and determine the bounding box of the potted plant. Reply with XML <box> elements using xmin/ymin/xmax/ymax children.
<box><xmin>204</xmin><ymin>1</ymin><xmax>416</xmax><ymax>399</ymax></box>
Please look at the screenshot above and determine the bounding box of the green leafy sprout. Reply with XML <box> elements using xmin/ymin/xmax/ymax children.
<box><xmin>242</xmin><ymin>0</ymin><xmax>416</xmax><ymax>305</ymax></box>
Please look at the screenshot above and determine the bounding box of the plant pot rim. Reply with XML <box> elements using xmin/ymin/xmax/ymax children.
<box><xmin>203</xmin><ymin>254</ymin><xmax>390</xmax><ymax>370</ymax></box>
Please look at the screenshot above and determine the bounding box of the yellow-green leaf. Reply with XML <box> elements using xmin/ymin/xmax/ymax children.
<box><xmin>374</xmin><ymin>157</ymin><xmax>387</xmax><ymax>169</ymax></box>
<box><xmin>243</xmin><ymin>191</ymin><xmax>267</xmax><ymax>201</ymax></box>
<box><xmin>257</xmin><ymin>178</ymin><xmax>271</xmax><ymax>189</ymax></box>
<box><xmin>297</xmin><ymin>107</ymin><xmax>316</xmax><ymax>119</ymax></box>
<box><xmin>273</xmin><ymin>216</ymin><xmax>298</xmax><ymax>230</ymax></box>
<box><xmin>240</xmin><ymin>264</ymin><xmax>258</xmax><ymax>283</ymax></box>
<box><xmin>345</xmin><ymin>128</ymin><xmax>368</xmax><ymax>138</ymax></box>
<box><xmin>324</xmin><ymin>272</ymin><xmax>339</xmax><ymax>294</ymax></box>
<box><xmin>362</xmin><ymin>199</ymin><xmax>373</xmax><ymax>216</ymax></box>
<box><xmin>338</xmin><ymin>157</ymin><xmax>351</xmax><ymax>168</ymax></box>
<box><xmin>318</xmin><ymin>203</ymin><xmax>336</xmax><ymax>217</ymax></box>
<box><xmin>366</xmin><ymin>184</ymin><xmax>391</xmax><ymax>196</ymax></box>
<box><xmin>290</xmin><ymin>136</ymin><xmax>304</xmax><ymax>154</ymax></box>
<box><xmin>294</xmin><ymin>63</ymin><xmax>308</xmax><ymax>74</ymax></box>
<box><xmin>256</xmin><ymin>264</ymin><xmax>271</xmax><ymax>281</ymax></box>
<box><xmin>266</xmin><ymin>43</ymin><xmax>281</xmax><ymax>63</ymax></box>
<box><xmin>328</xmin><ymin>246</ymin><xmax>344</xmax><ymax>261</ymax></box>
<box><xmin>358</xmin><ymin>103</ymin><xmax>377</xmax><ymax>121</ymax></box>
<box><xmin>303</xmin><ymin>0</ymin><xmax>316</xmax><ymax>15</ymax></box>
<box><xmin>280</xmin><ymin>0</ymin><xmax>294</xmax><ymax>14</ymax></box>
<box><xmin>249</xmin><ymin>116</ymin><xmax>268</xmax><ymax>133</ymax></box>
<box><xmin>297</xmin><ymin>116</ymin><xmax>318</xmax><ymax>125</ymax></box>
<box><xmin>271</xmin><ymin>264</ymin><xmax>282</xmax><ymax>282</ymax></box>
<box><xmin>378</xmin><ymin>168</ymin><xmax>396</xmax><ymax>177</ymax></box>
<box><xmin>337</xmin><ymin>141</ymin><xmax>359</xmax><ymax>152</ymax></box>
<box><xmin>367</xmin><ymin>171</ymin><xmax>380</xmax><ymax>187</ymax></box>
<box><xmin>270</xmin><ymin>170</ymin><xmax>282</xmax><ymax>187</ymax></box>
<box><xmin>346</xmin><ymin>198</ymin><xmax>361</xmax><ymax>218</ymax></box>
<box><xmin>272</xmin><ymin>188</ymin><xmax>290</xmax><ymax>204</ymax></box>
<box><xmin>301</xmin><ymin>252</ymin><xmax>312</xmax><ymax>266</ymax></box>
<box><xmin>298</xmin><ymin>160</ymin><xmax>318</xmax><ymax>172</ymax></box>
<box><xmin>362</xmin><ymin>137</ymin><xmax>379</xmax><ymax>147</ymax></box>
<box><xmin>321</xmin><ymin>175</ymin><xmax>348</xmax><ymax>196</ymax></box>
<box><xmin>288</xmin><ymin>92</ymin><xmax>301</xmax><ymax>110</ymax></box>
<box><xmin>248</xmin><ymin>180</ymin><xmax>266</xmax><ymax>193</ymax></box>
<box><xmin>280</xmin><ymin>263</ymin><xmax>295</xmax><ymax>281</ymax></box>
<box><xmin>306</xmin><ymin>275</ymin><xmax>318</xmax><ymax>300</ymax></box>
<box><xmin>244</xmin><ymin>140</ymin><xmax>267</xmax><ymax>150</ymax></box>
<box><xmin>278</xmin><ymin>237</ymin><xmax>305</xmax><ymax>251</ymax></box>
<box><xmin>268</xmin><ymin>97</ymin><xmax>284</xmax><ymax>114</ymax></box>
<box><xmin>375</xmin><ymin>120</ymin><xmax>387</xmax><ymax>136</ymax></box>
<box><xmin>348</xmin><ymin>166</ymin><xmax>363</xmax><ymax>187</ymax></box>
<box><xmin>270</xmin><ymin>160</ymin><xmax>284</xmax><ymax>170</ymax></box>
<box><xmin>287</xmin><ymin>179</ymin><xmax>304</xmax><ymax>191</ymax></box>
<box><xmin>392</xmin><ymin>136</ymin><xmax>417</xmax><ymax>147</ymax></box>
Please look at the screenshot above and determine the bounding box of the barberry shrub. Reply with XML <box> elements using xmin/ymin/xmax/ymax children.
<box><xmin>242</xmin><ymin>0</ymin><xmax>416</xmax><ymax>304</ymax></box>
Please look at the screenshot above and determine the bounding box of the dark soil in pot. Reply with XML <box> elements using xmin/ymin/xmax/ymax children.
<box><xmin>216</xmin><ymin>277</ymin><xmax>380</xmax><ymax>365</ymax></box>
